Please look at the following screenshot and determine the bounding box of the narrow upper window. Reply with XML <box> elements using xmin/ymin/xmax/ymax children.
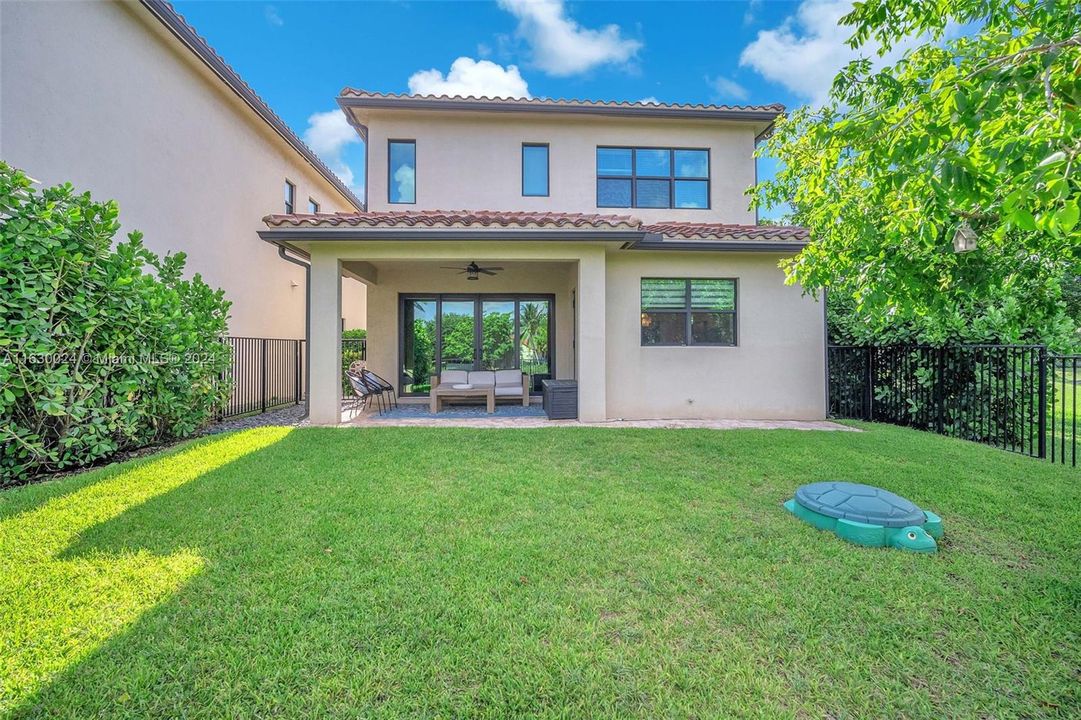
<box><xmin>522</xmin><ymin>143</ymin><xmax>549</xmax><ymax>197</ymax></box>
<box><xmin>308</xmin><ymin>198</ymin><xmax>320</xmax><ymax>213</ymax></box>
<box><xmin>641</xmin><ymin>278</ymin><xmax>736</xmax><ymax>346</ymax></box>
<box><xmin>388</xmin><ymin>140</ymin><xmax>416</xmax><ymax>204</ymax></box>
<box><xmin>284</xmin><ymin>179</ymin><xmax>295</xmax><ymax>213</ymax></box>
<box><xmin>597</xmin><ymin>147</ymin><xmax>709</xmax><ymax>209</ymax></box>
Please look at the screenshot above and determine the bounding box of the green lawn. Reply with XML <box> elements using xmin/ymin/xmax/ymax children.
<box><xmin>1</xmin><ymin>425</ymin><xmax>1078</xmax><ymax>719</ymax></box>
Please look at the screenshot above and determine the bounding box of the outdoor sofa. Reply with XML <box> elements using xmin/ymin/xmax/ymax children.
<box><xmin>429</xmin><ymin>369</ymin><xmax>531</xmax><ymax>413</ymax></box>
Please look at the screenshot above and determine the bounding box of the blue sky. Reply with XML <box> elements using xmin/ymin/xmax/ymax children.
<box><xmin>174</xmin><ymin>0</ymin><xmax>883</xmax><ymax>218</ymax></box>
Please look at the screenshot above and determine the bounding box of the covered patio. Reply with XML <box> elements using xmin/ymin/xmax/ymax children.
<box><xmin>260</xmin><ymin>211</ymin><xmax>643</xmax><ymax>425</ymax></box>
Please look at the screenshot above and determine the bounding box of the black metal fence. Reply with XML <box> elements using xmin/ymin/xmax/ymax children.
<box><xmin>341</xmin><ymin>338</ymin><xmax>367</xmax><ymax>392</ymax></box>
<box><xmin>221</xmin><ymin>337</ymin><xmax>306</xmax><ymax>419</ymax></box>
<box><xmin>220</xmin><ymin>337</ymin><xmax>367</xmax><ymax>419</ymax></box>
<box><xmin>828</xmin><ymin>345</ymin><xmax>1078</xmax><ymax>466</ymax></box>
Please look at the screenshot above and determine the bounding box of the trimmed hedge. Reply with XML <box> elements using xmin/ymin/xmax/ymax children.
<box><xmin>0</xmin><ymin>163</ymin><xmax>232</xmax><ymax>484</ymax></box>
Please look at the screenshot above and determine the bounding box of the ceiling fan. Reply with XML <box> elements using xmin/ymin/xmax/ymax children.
<box><xmin>441</xmin><ymin>261</ymin><xmax>503</xmax><ymax>281</ymax></box>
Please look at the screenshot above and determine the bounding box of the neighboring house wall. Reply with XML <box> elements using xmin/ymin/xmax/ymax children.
<box><xmin>605</xmin><ymin>252</ymin><xmax>825</xmax><ymax>420</ymax></box>
<box><xmin>0</xmin><ymin>0</ymin><xmax>365</xmax><ymax>338</ymax></box>
<box><xmin>363</xmin><ymin>111</ymin><xmax>758</xmax><ymax>224</ymax></box>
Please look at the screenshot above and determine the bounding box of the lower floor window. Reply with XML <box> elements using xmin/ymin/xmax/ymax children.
<box><xmin>641</xmin><ymin>278</ymin><xmax>737</xmax><ymax>346</ymax></box>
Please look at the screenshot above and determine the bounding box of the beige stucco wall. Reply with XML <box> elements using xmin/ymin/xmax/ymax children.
<box><xmin>0</xmin><ymin>0</ymin><xmax>364</xmax><ymax>339</ymax></box>
<box><xmin>360</xmin><ymin>110</ymin><xmax>759</xmax><ymax>224</ymax></box>
<box><xmin>605</xmin><ymin>252</ymin><xmax>825</xmax><ymax>420</ymax></box>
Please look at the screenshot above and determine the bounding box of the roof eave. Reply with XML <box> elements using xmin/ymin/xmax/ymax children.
<box><xmin>258</xmin><ymin>227</ymin><xmax>648</xmax><ymax>243</ymax></box>
<box><xmin>337</xmin><ymin>94</ymin><xmax>783</xmax><ymax>123</ymax></box>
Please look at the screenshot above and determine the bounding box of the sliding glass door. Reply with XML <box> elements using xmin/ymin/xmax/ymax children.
<box><xmin>400</xmin><ymin>294</ymin><xmax>554</xmax><ymax>395</ymax></box>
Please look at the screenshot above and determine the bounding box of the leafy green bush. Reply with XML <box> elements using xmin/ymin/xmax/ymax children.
<box><xmin>0</xmin><ymin>163</ymin><xmax>232</xmax><ymax>484</ymax></box>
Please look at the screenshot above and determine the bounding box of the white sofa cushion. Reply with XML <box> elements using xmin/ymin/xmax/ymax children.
<box><xmin>441</xmin><ymin>370</ymin><xmax>468</xmax><ymax>385</ymax></box>
<box><xmin>494</xmin><ymin>369</ymin><xmax>522</xmax><ymax>386</ymax></box>
<box><xmin>494</xmin><ymin>385</ymin><xmax>524</xmax><ymax>397</ymax></box>
<box><xmin>468</xmin><ymin>370</ymin><xmax>495</xmax><ymax>387</ymax></box>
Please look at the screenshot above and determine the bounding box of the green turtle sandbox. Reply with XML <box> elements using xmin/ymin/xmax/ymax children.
<box><xmin>784</xmin><ymin>482</ymin><xmax>943</xmax><ymax>553</ymax></box>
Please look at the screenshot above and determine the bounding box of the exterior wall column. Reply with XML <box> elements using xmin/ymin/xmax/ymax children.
<box><xmin>576</xmin><ymin>249</ymin><xmax>607</xmax><ymax>421</ymax></box>
<box><xmin>308</xmin><ymin>247</ymin><xmax>342</xmax><ymax>425</ymax></box>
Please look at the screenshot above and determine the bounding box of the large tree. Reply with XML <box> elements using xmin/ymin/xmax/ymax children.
<box><xmin>755</xmin><ymin>0</ymin><xmax>1080</xmax><ymax>349</ymax></box>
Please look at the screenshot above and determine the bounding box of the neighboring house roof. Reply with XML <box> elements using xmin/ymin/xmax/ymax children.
<box><xmin>139</xmin><ymin>0</ymin><xmax>363</xmax><ymax>210</ymax></box>
<box><xmin>338</xmin><ymin>89</ymin><xmax>784</xmax><ymax>123</ymax></box>
<box><xmin>261</xmin><ymin>210</ymin><xmax>808</xmax><ymax>251</ymax></box>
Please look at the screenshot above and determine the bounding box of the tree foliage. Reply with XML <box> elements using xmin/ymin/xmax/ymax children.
<box><xmin>0</xmin><ymin>163</ymin><xmax>232</xmax><ymax>483</ymax></box>
<box><xmin>755</xmin><ymin>0</ymin><xmax>1081</xmax><ymax>349</ymax></box>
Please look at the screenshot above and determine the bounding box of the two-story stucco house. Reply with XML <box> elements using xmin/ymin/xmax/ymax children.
<box><xmin>260</xmin><ymin>93</ymin><xmax>825</xmax><ymax>425</ymax></box>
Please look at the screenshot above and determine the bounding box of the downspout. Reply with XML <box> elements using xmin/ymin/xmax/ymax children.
<box><xmin>278</xmin><ymin>245</ymin><xmax>311</xmax><ymax>420</ymax></box>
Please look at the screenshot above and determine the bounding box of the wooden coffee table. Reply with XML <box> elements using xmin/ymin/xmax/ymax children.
<box><xmin>430</xmin><ymin>384</ymin><xmax>495</xmax><ymax>413</ymax></box>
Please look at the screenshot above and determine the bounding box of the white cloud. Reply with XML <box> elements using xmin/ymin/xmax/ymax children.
<box><xmin>303</xmin><ymin>109</ymin><xmax>361</xmax><ymax>190</ymax></box>
<box><xmin>706</xmin><ymin>75</ymin><xmax>749</xmax><ymax>101</ymax></box>
<box><xmin>740</xmin><ymin>0</ymin><xmax>917</xmax><ymax>105</ymax></box>
<box><xmin>743</xmin><ymin>0</ymin><xmax>763</xmax><ymax>26</ymax></box>
<box><xmin>393</xmin><ymin>164</ymin><xmax>415</xmax><ymax>203</ymax></box>
<box><xmin>639</xmin><ymin>96</ymin><xmax>660</xmax><ymax>105</ymax></box>
<box><xmin>407</xmin><ymin>57</ymin><xmax>531</xmax><ymax>98</ymax></box>
<box><xmin>264</xmin><ymin>5</ymin><xmax>283</xmax><ymax>27</ymax></box>
<box><xmin>497</xmin><ymin>0</ymin><xmax>641</xmax><ymax>76</ymax></box>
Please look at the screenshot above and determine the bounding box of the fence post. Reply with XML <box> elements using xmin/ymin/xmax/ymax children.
<box><xmin>935</xmin><ymin>347</ymin><xmax>945</xmax><ymax>434</ymax></box>
<box><xmin>864</xmin><ymin>347</ymin><xmax>875</xmax><ymax>421</ymax></box>
<box><xmin>1037</xmin><ymin>345</ymin><xmax>1047</xmax><ymax>459</ymax></box>
<box><xmin>260</xmin><ymin>338</ymin><xmax>268</xmax><ymax>415</ymax></box>
<box><xmin>294</xmin><ymin>339</ymin><xmax>301</xmax><ymax>406</ymax></box>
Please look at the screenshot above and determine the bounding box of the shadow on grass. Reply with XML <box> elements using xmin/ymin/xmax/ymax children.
<box><xmin>0</xmin><ymin>428</ymin><xmax>293</xmax><ymax>715</ymax></box>
<box><xmin>4</xmin><ymin>425</ymin><xmax>1080</xmax><ymax>718</ymax></box>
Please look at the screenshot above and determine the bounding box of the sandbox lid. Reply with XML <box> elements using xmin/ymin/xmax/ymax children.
<box><xmin>794</xmin><ymin>481</ymin><xmax>925</xmax><ymax>527</ymax></box>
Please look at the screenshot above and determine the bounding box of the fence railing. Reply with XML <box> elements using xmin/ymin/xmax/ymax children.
<box><xmin>828</xmin><ymin>345</ymin><xmax>1077</xmax><ymax>466</ymax></box>
<box><xmin>220</xmin><ymin>337</ymin><xmax>367</xmax><ymax>419</ymax></box>
<box><xmin>221</xmin><ymin>337</ymin><xmax>306</xmax><ymax>419</ymax></box>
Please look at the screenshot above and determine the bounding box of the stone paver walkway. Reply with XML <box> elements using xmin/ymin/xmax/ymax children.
<box><xmin>341</xmin><ymin>407</ymin><xmax>855</xmax><ymax>431</ymax></box>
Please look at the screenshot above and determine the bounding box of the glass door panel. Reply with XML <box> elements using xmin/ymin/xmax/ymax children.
<box><xmin>518</xmin><ymin>300</ymin><xmax>550</xmax><ymax>391</ymax></box>
<box><xmin>401</xmin><ymin>299</ymin><xmax>436</xmax><ymax>394</ymax></box>
<box><xmin>400</xmin><ymin>295</ymin><xmax>555</xmax><ymax>395</ymax></box>
<box><xmin>440</xmin><ymin>300</ymin><xmax>476</xmax><ymax>372</ymax></box>
<box><xmin>482</xmin><ymin>301</ymin><xmax>516</xmax><ymax>370</ymax></box>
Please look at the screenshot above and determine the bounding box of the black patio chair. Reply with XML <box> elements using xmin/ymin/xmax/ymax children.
<box><xmin>361</xmin><ymin>368</ymin><xmax>398</xmax><ymax>410</ymax></box>
<box><xmin>345</xmin><ymin>369</ymin><xmax>379</xmax><ymax>415</ymax></box>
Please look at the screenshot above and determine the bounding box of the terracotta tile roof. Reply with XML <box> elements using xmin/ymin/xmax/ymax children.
<box><xmin>262</xmin><ymin>210</ymin><xmax>808</xmax><ymax>247</ymax></box>
<box><xmin>263</xmin><ymin>210</ymin><xmax>641</xmax><ymax>230</ymax></box>
<box><xmin>338</xmin><ymin>89</ymin><xmax>784</xmax><ymax>119</ymax></box>
<box><xmin>642</xmin><ymin>222</ymin><xmax>809</xmax><ymax>243</ymax></box>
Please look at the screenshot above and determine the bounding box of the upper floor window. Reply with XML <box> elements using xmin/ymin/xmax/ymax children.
<box><xmin>641</xmin><ymin>278</ymin><xmax>736</xmax><ymax>346</ymax></box>
<box><xmin>308</xmin><ymin>198</ymin><xmax>320</xmax><ymax>213</ymax></box>
<box><xmin>522</xmin><ymin>143</ymin><xmax>549</xmax><ymax>197</ymax></box>
<box><xmin>597</xmin><ymin>147</ymin><xmax>709</xmax><ymax>209</ymax></box>
<box><xmin>389</xmin><ymin>140</ymin><xmax>416</xmax><ymax>204</ymax></box>
<box><xmin>284</xmin><ymin>179</ymin><xmax>295</xmax><ymax>213</ymax></box>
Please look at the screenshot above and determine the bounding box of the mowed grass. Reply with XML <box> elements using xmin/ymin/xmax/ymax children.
<box><xmin>1</xmin><ymin>424</ymin><xmax>1078</xmax><ymax>719</ymax></box>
